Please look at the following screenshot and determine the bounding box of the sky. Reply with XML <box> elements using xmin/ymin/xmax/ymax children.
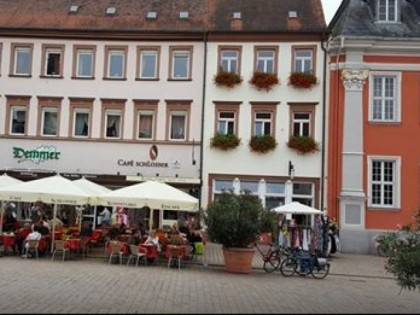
<box><xmin>321</xmin><ymin>0</ymin><xmax>343</xmax><ymax>24</ymax></box>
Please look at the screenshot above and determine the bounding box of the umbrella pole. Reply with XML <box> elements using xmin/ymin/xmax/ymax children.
<box><xmin>51</xmin><ymin>203</ymin><xmax>57</xmax><ymax>254</ymax></box>
<box><xmin>149</xmin><ymin>209</ymin><xmax>153</xmax><ymax>232</ymax></box>
<box><xmin>0</xmin><ymin>201</ymin><xmax>3</xmax><ymax>234</ymax></box>
<box><xmin>93</xmin><ymin>205</ymin><xmax>97</xmax><ymax>230</ymax></box>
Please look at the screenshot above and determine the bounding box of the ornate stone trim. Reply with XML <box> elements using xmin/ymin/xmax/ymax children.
<box><xmin>341</xmin><ymin>69</ymin><xmax>369</xmax><ymax>90</ymax></box>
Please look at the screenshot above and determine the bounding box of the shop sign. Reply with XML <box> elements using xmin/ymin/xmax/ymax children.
<box><xmin>13</xmin><ymin>145</ymin><xmax>61</xmax><ymax>164</ymax></box>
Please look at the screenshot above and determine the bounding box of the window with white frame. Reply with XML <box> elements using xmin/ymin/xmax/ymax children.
<box><xmin>292</xmin><ymin>183</ymin><xmax>314</xmax><ymax>206</ymax></box>
<box><xmin>171</xmin><ymin>49</ymin><xmax>191</xmax><ymax>79</ymax></box>
<box><xmin>254</xmin><ymin>112</ymin><xmax>272</xmax><ymax>136</ymax></box>
<box><xmin>370</xmin><ymin>74</ymin><xmax>399</xmax><ymax>122</ymax></box>
<box><xmin>73</xmin><ymin>109</ymin><xmax>90</xmax><ymax>137</ymax></box>
<box><xmin>377</xmin><ymin>0</ymin><xmax>399</xmax><ymax>22</ymax></box>
<box><xmin>265</xmin><ymin>182</ymin><xmax>286</xmax><ymax>209</ymax></box>
<box><xmin>106</xmin><ymin>49</ymin><xmax>125</xmax><ymax>79</ymax></box>
<box><xmin>169</xmin><ymin>111</ymin><xmax>186</xmax><ymax>140</ymax></box>
<box><xmin>13</xmin><ymin>46</ymin><xmax>32</xmax><ymax>76</ymax></box>
<box><xmin>368</xmin><ymin>157</ymin><xmax>400</xmax><ymax>208</ymax></box>
<box><xmin>105</xmin><ymin>110</ymin><xmax>122</xmax><ymax>138</ymax></box>
<box><xmin>76</xmin><ymin>48</ymin><xmax>94</xmax><ymax>78</ymax></box>
<box><xmin>256</xmin><ymin>49</ymin><xmax>275</xmax><ymax>74</ymax></box>
<box><xmin>217</xmin><ymin>111</ymin><xmax>236</xmax><ymax>135</ymax></box>
<box><xmin>139</xmin><ymin>50</ymin><xmax>158</xmax><ymax>79</ymax></box>
<box><xmin>292</xmin><ymin>112</ymin><xmax>311</xmax><ymax>137</ymax></box>
<box><xmin>294</xmin><ymin>49</ymin><xmax>313</xmax><ymax>73</ymax></box>
<box><xmin>41</xmin><ymin>107</ymin><xmax>58</xmax><ymax>136</ymax></box>
<box><xmin>138</xmin><ymin>111</ymin><xmax>154</xmax><ymax>139</ymax></box>
<box><xmin>220</xmin><ymin>49</ymin><xmax>239</xmax><ymax>73</ymax></box>
<box><xmin>213</xmin><ymin>179</ymin><xmax>235</xmax><ymax>200</ymax></box>
<box><xmin>10</xmin><ymin>106</ymin><xmax>27</xmax><ymax>135</ymax></box>
<box><xmin>44</xmin><ymin>48</ymin><xmax>62</xmax><ymax>76</ymax></box>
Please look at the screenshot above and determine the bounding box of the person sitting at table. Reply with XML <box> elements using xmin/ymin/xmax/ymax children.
<box><xmin>144</xmin><ymin>229</ymin><xmax>161</xmax><ymax>252</ymax></box>
<box><xmin>80</xmin><ymin>222</ymin><xmax>93</xmax><ymax>237</ymax></box>
<box><xmin>15</xmin><ymin>222</ymin><xmax>32</xmax><ymax>254</ymax></box>
<box><xmin>2</xmin><ymin>211</ymin><xmax>18</xmax><ymax>233</ymax></box>
<box><xmin>22</xmin><ymin>225</ymin><xmax>42</xmax><ymax>258</ymax></box>
<box><xmin>108</xmin><ymin>223</ymin><xmax>122</xmax><ymax>240</ymax></box>
<box><xmin>35</xmin><ymin>219</ymin><xmax>50</xmax><ymax>236</ymax></box>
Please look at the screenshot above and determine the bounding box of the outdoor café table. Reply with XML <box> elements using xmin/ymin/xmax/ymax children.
<box><xmin>1</xmin><ymin>233</ymin><xmax>16</xmax><ymax>255</ymax></box>
<box><xmin>139</xmin><ymin>243</ymin><xmax>159</xmax><ymax>262</ymax></box>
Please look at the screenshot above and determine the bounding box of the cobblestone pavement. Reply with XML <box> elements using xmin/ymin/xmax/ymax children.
<box><xmin>0</xmin><ymin>243</ymin><xmax>419</xmax><ymax>314</ymax></box>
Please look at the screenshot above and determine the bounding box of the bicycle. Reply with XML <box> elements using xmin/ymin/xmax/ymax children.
<box><xmin>279</xmin><ymin>248</ymin><xmax>330</xmax><ymax>279</ymax></box>
<box><xmin>254</xmin><ymin>238</ymin><xmax>291</xmax><ymax>273</ymax></box>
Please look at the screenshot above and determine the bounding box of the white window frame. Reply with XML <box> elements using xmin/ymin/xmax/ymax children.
<box><xmin>169</xmin><ymin>111</ymin><xmax>187</xmax><ymax>140</ymax></box>
<box><xmin>76</xmin><ymin>49</ymin><xmax>94</xmax><ymax>78</ymax></box>
<box><xmin>217</xmin><ymin>111</ymin><xmax>236</xmax><ymax>135</ymax></box>
<box><xmin>41</xmin><ymin>107</ymin><xmax>58</xmax><ymax>136</ymax></box>
<box><xmin>45</xmin><ymin>49</ymin><xmax>62</xmax><ymax>77</ymax></box>
<box><xmin>294</xmin><ymin>49</ymin><xmax>313</xmax><ymax>73</ymax></box>
<box><xmin>105</xmin><ymin>109</ymin><xmax>122</xmax><ymax>139</ymax></box>
<box><xmin>137</xmin><ymin>110</ymin><xmax>154</xmax><ymax>140</ymax></box>
<box><xmin>369</xmin><ymin>71</ymin><xmax>401</xmax><ymax>123</ymax></box>
<box><xmin>221</xmin><ymin>50</ymin><xmax>239</xmax><ymax>73</ymax></box>
<box><xmin>140</xmin><ymin>50</ymin><xmax>158</xmax><ymax>79</ymax></box>
<box><xmin>256</xmin><ymin>49</ymin><xmax>275</xmax><ymax>74</ymax></box>
<box><xmin>107</xmin><ymin>50</ymin><xmax>125</xmax><ymax>79</ymax></box>
<box><xmin>73</xmin><ymin>109</ymin><xmax>90</xmax><ymax>138</ymax></box>
<box><xmin>14</xmin><ymin>47</ymin><xmax>31</xmax><ymax>76</ymax></box>
<box><xmin>367</xmin><ymin>155</ymin><xmax>401</xmax><ymax>209</ymax></box>
<box><xmin>254</xmin><ymin>112</ymin><xmax>272</xmax><ymax>136</ymax></box>
<box><xmin>10</xmin><ymin>106</ymin><xmax>27</xmax><ymax>135</ymax></box>
<box><xmin>292</xmin><ymin>112</ymin><xmax>311</xmax><ymax>137</ymax></box>
<box><xmin>377</xmin><ymin>0</ymin><xmax>399</xmax><ymax>22</ymax></box>
<box><xmin>171</xmin><ymin>50</ymin><xmax>190</xmax><ymax>79</ymax></box>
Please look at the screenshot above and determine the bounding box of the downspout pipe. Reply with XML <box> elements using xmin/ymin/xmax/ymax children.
<box><xmin>198</xmin><ymin>31</ymin><xmax>208</xmax><ymax>211</ymax></box>
<box><xmin>320</xmin><ymin>34</ymin><xmax>328</xmax><ymax>213</ymax></box>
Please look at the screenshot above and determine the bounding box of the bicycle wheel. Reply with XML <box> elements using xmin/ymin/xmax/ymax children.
<box><xmin>311</xmin><ymin>263</ymin><xmax>330</xmax><ymax>279</ymax></box>
<box><xmin>263</xmin><ymin>251</ymin><xmax>281</xmax><ymax>273</ymax></box>
<box><xmin>280</xmin><ymin>257</ymin><xmax>297</xmax><ymax>277</ymax></box>
<box><xmin>377</xmin><ymin>244</ymin><xmax>389</xmax><ymax>257</ymax></box>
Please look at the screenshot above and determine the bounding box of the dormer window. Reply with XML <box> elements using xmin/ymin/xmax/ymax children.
<box><xmin>179</xmin><ymin>11</ymin><xmax>189</xmax><ymax>19</ymax></box>
<box><xmin>233</xmin><ymin>12</ymin><xmax>241</xmax><ymax>19</ymax></box>
<box><xmin>69</xmin><ymin>5</ymin><xmax>79</xmax><ymax>13</ymax></box>
<box><xmin>147</xmin><ymin>11</ymin><xmax>157</xmax><ymax>19</ymax></box>
<box><xmin>106</xmin><ymin>6</ymin><xmax>116</xmax><ymax>16</ymax></box>
<box><xmin>288</xmin><ymin>11</ymin><xmax>297</xmax><ymax>18</ymax></box>
<box><xmin>377</xmin><ymin>0</ymin><xmax>399</xmax><ymax>22</ymax></box>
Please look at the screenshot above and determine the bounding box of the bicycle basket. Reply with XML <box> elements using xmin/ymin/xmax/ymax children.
<box><xmin>316</xmin><ymin>257</ymin><xmax>327</xmax><ymax>267</ymax></box>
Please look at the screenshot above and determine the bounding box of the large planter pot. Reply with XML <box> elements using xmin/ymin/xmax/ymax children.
<box><xmin>222</xmin><ymin>247</ymin><xmax>255</xmax><ymax>274</ymax></box>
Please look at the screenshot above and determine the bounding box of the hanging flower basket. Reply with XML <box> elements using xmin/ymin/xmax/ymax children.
<box><xmin>249</xmin><ymin>135</ymin><xmax>277</xmax><ymax>153</ymax></box>
<box><xmin>288</xmin><ymin>72</ymin><xmax>318</xmax><ymax>89</ymax></box>
<box><xmin>214</xmin><ymin>70</ymin><xmax>243</xmax><ymax>88</ymax></box>
<box><xmin>249</xmin><ymin>72</ymin><xmax>279</xmax><ymax>91</ymax></box>
<box><xmin>287</xmin><ymin>135</ymin><xmax>320</xmax><ymax>154</ymax></box>
<box><xmin>210</xmin><ymin>133</ymin><xmax>241</xmax><ymax>150</ymax></box>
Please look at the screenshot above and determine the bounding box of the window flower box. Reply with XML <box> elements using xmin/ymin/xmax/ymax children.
<box><xmin>287</xmin><ymin>135</ymin><xmax>320</xmax><ymax>154</ymax></box>
<box><xmin>214</xmin><ymin>70</ymin><xmax>243</xmax><ymax>88</ymax></box>
<box><xmin>249</xmin><ymin>134</ymin><xmax>277</xmax><ymax>153</ymax></box>
<box><xmin>288</xmin><ymin>72</ymin><xmax>318</xmax><ymax>89</ymax></box>
<box><xmin>210</xmin><ymin>133</ymin><xmax>241</xmax><ymax>150</ymax></box>
<box><xmin>249</xmin><ymin>72</ymin><xmax>279</xmax><ymax>91</ymax></box>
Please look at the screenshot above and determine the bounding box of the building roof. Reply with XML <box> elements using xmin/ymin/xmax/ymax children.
<box><xmin>329</xmin><ymin>0</ymin><xmax>420</xmax><ymax>38</ymax></box>
<box><xmin>0</xmin><ymin>0</ymin><xmax>326</xmax><ymax>35</ymax></box>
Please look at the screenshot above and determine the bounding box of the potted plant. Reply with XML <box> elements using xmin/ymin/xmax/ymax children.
<box><xmin>214</xmin><ymin>69</ymin><xmax>242</xmax><ymax>88</ymax></box>
<box><xmin>249</xmin><ymin>71</ymin><xmax>279</xmax><ymax>91</ymax></box>
<box><xmin>249</xmin><ymin>134</ymin><xmax>277</xmax><ymax>153</ymax></box>
<box><xmin>288</xmin><ymin>72</ymin><xmax>318</xmax><ymax>89</ymax></box>
<box><xmin>210</xmin><ymin>133</ymin><xmax>241</xmax><ymax>151</ymax></box>
<box><xmin>287</xmin><ymin>135</ymin><xmax>320</xmax><ymax>154</ymax></box>
<box><xmin>202</xmin><ymin>190</ymin><xmax>277</xmax><ymax>274</ymax></box>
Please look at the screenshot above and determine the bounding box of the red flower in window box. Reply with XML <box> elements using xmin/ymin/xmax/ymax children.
<box><xmin>288</xmin><ymin>72</ymin><xmax>318</xmax><ymax>89</ymax></box>
<box><xmin>214</xmin><ymin>70</ymin><xmax>243</xmax><ymax>88</ymax></box>
<box><xmin>249</xmin><ymin>72</ymin><xmax>279</xmax><ymax>91</ymax></box>
<box><xmin>287</xmin><ymin>135</ymin><xmax>319</xmax><ymax>154</ymax></box>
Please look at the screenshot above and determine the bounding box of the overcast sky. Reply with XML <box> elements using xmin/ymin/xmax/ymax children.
<box><xmin>321</xmin><ymin>0</ymin><xmax>342</xmax><ymax>24</ymax></box>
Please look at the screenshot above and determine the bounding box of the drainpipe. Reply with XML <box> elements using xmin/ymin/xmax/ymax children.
<box><xmin>198</xmin><ymin>31</ymin><xmax>208</xmax><ymax>211</ymax></box>
<box><xmin>320</xmin><ymin>37</ymin><xmax>328</xmax><ymax>213</ymax></box>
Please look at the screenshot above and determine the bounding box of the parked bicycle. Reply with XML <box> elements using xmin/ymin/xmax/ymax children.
<box><xmin>254</xmin><ymin>236</ymin><xmax>291</xmax><ymax>273</ymax></box>
<box><xmin>279</xmin><ymin>248</ymin><xmax>330</xmax><ymax>279</ymax></box>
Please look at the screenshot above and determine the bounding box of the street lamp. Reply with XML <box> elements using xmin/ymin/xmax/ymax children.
<box><xmin>288</xmin><ymin>161</ymin><xmax>295</xmax><ymax>179</ymax></box>
<box><xmin>285</xmin><ymin>161</ymin><xmax>295</xmax><ymax>220</ymax></box>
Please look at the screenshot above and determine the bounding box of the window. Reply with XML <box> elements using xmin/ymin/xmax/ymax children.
<box><xmin>254</xmin><ymin>112</ymin><xmax>272</xmax><ymax>136</ymax></box>
<box><xmin>138</xmin><ymin>111</ymin><xmax>154</xmax><ymax>139</ymax></box>
<box><xmin>74</xmin><ymin>46</ymin><xmax>95</xmax><ymax>78</ymax></box>
<box><xmin>105</xmin><ymin>47</ymin><xmax>127</xmax><ymax>79</ymax></box>
<box><xmin>138</xmin><ymin>48</ymin><xmax>159</xmax><ymax>79</ymax></box>
<box><xmin>213</xmin><ymin>179</ymin><xmax>235</xmax><ymax>201</ymax></box>
<box><xmin>11</xmin><ymin>44</ymin><xmax>32</xmax><ymax>76</ymax></box>
<box><xmin>42</xmin><ymin>45</ymin><xmax>64</xmax><ymax>77</ymax></box>
<box><xmin>292</xmin><ymin>183</ymin><xmax>314</xmax><ymax>206</ymax></box>
<box><xmin>166</xmin><ymin>102</ymin><xmax>190</xmax><ymax>141</ymax></box>
<box><xmin>377</xmin><ymin>0</ymin><xmax>399</xmax><ymax>22</ymax></box>
<box><xmin>217</xmin><ymin>112</ymin><xmax>236</xmax><ymax>135</ymax></box>
<box><xmin>255</xmin><ymin>47</ymin><xmax>277</xmax><ymax>74</ymax></box>
<box><xmin>265</xmin><ymin>182</ymin><xmax>286</xmax><ymax>209</ymax></box>
<box><xmin>69</xmin><ymin>98</ymin><xmax>93</xmax><ymax>138</ymax></box>
<box><xmin>251</xmin><ymin>103</ymin><xmax>277</xmax><ymax>137</ymax></box>
<box><xmin>289</xmin><ymin>103</ymin><xmax>316</xmax><ymax>138</ymax></box>
<box><xmin>105</xmin><ymin>110</ymin><xmax>122</xmax><ymax>138</ymax></box>
<box><xmin>292</xmin><ymin>113</ymin><xmax>311</xmax><ymax>137</ymax></box>
<box><xmin>293</xmin><ymin>48</ymin><xmax>314</xmax><ymax>73</ymax></box>
<box><xmin>9</xmin><ymin>106</ymin><xmax>27</xmax><ymax>135</ymax></box>
<box><xmin>219</xmin><ymin>47</ymin><xmax>241</xmax><ymax>73</ymax></box>
<box><xmin>370</xmin><ymin>73</ymin><xmax>400</xmax><ymax>122</ymax></box>
<box><xmin>368</xmin><ymin>157</ymin><xmax>400</xmax><ymax>208</ymax></box>
<box><xmin>41</xmin><ymin>107</ymin><xmax>59</xmax><ymax>136</ymax></box>
<box><xmin>169</xmin><ymin>47</ymin><xmax>192</xmax><ymax>80</ymax></box>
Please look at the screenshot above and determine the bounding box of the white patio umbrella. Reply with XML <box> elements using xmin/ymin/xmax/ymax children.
<box><xmin>0</xmin><ymin>174</ymin><xmax>92</xmax><ymax>252</ymax></box>
<box><xmin>272</xmin><ymin>202</ymin><xmax>322</xmax><ymax>215</ymax></box>
<box><xmin>0</xmin><ymin>174</ymin><xmax>23</xmax><ymax>234</ymax></box>
<box><xmin>72</xmin><ymin>177</ymin><xmax>111</xmax><ymax>229</ymax></box>
<box><xmin>97</xmin><ymin>180</ymin><xmax>199</xmax><ymax>229</ymax></box>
